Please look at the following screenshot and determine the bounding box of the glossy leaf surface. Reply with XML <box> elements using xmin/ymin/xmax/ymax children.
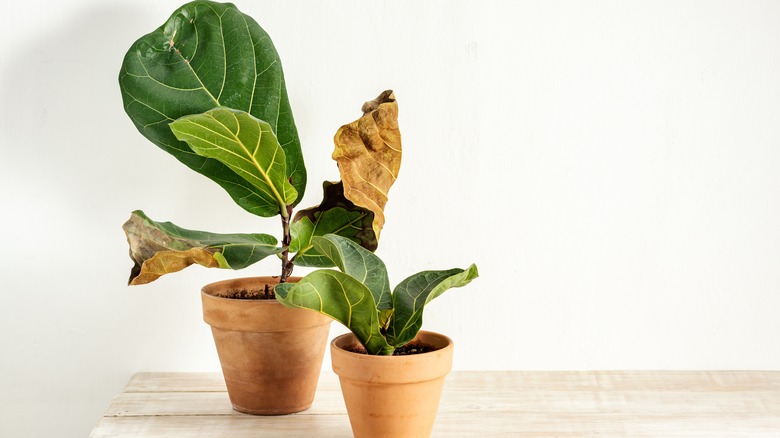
<box><xmin>119</xmin><ymin>0</ymin><xmax>305</xmax><ymax>214</ymax></box>
<box><xmin>385</xmin><ymin>264</ymin><xmax>479</xmax><ymax>347</ymax></box>
<box><xmin>277</xmin><ymin>235</ymin><xmax>479</xmax><ymax>355</ymax></box>
<box><xmin>309</xmin><ymin>235</ymin><xmax>392</xmax><ymax>311</ymax></box>
<box><xmin>289</xmin><ymin>181</ymin><xmax>376</xmax><ymax>267</ymax></box>
<box><xmin>170</xmin><ymin>108</ymin><xmax>296</xmax><ymax>216</ymax></box>
<box><xmin>274</xmin><ymin>270</ymin><xmax>393</xmax><ymax>355</ymax></box>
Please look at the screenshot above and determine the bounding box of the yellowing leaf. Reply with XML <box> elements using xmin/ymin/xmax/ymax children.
<box><xmin>123</xmin><ymin>211</ymin><xmax>281</xmax><ymax>285</ymax></box>
<box><xmin>130</xmin><ymin>248</ymin><xmax>220</xmax><ymax>285</ymax></box>
<box><xmin>333</xmin><ymin>90</ymin><xmax>401</xmax><ymax>238</ymax></box>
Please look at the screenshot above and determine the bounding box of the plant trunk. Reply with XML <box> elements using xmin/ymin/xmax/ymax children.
<box><xmin>279</xmin><ymin>206</ymin><xmax>294</xmax><ymax>282</ymax></box>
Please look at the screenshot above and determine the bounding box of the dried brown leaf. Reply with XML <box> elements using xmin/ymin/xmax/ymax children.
<box><xmin>123</xmin><ymin>212</ymin><xmax>220</xmax><ymax>285</ymax></box>
<box><xmin>333</xmin><ymin>90</ymin><xmax>402</xmax><ymax>238</ymax></box>
<box><xmin>129</xmin><ymin>249</ymin><xmax>220</xmax><ymax>285</ymax></box>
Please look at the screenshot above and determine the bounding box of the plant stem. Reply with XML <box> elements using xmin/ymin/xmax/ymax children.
<box><xmin>279</xmin><ymin>205</ymin><xmax>294</xmax><ymax>283</ymax></box>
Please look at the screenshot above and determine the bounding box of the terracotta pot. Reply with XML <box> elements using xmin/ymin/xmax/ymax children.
<box><xmin>202</xmin><ymin>276</ymin><xmax>332</xmax><ymax>415</ymax></box>
<box><xmin>331</xmin><ymin>331</ymin><xmax>454</xmax><ymax>438</ymax></box>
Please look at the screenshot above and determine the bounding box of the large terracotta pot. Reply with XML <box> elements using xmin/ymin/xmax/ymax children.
<box><xmin>331</xmin><ymin>331</ymin><xmax>454</xmax><ymax>438</ymax></box>
<box><xmin>202</xmin><ymin>276</ymin><xmax>332</xmax><ymax>415</ymax></box>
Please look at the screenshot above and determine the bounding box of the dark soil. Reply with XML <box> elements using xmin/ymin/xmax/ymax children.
<box><xmin>213</xmin><ymin>285</ymin><xmax>276</xmax><ymax>300</ymax></box>
<box><xmin>346</xmin><ymin>341</ymin><xmax>438</xmax><ymax>356</ymax></box>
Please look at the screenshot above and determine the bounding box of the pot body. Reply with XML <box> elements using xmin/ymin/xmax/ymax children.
<box><xmin>202</xmin><ymin>276</ymin><xmax>332</xmax><ymax>415</ymax></box>
<box><xmin>331</xmin><ymin>331</ymin><xmax>454</xmax><ymax>438</ymax></box>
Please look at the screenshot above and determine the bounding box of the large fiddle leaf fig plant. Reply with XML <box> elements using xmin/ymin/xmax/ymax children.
<box><xmin>275</xmin><ymin>235</ymin><xmax>479</xmax><ymax>355</ymax></box>
<box><xmin>119</xmin><ymin>0</ymin><xmax>401</xmax><ymax>285</ymax></box>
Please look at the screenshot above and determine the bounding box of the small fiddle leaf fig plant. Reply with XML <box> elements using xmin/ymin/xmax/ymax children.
<box><xmin>119</xmin><ymin>0</ymin><xmax>401</xmax><ymax>286</ymax></box>
<box><xmin>275</xmin><ymin>235</ymin><xmax>479</xmax><ymax>355</ymax></box>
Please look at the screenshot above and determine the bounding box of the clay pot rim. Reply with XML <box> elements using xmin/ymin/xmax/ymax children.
<box><xmin>331</xmin><ymin>330</ymin><xmax>454</xmax><ymax>384</ymax></box>
<box><xmin>201</xmin><ymin>276</ymin><xmax>331</xmax><ymax>332</ymax></box>
<box><xmin>331</xmin><ymin>330</ymin><xmax>454</xmax><ymax>360</ymax></box>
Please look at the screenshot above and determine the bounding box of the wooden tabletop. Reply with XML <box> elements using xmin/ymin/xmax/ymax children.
<box><xmin>90</xmin><ymin>371</ymin><xmax>780</xmax><ymax>437</ymax></box>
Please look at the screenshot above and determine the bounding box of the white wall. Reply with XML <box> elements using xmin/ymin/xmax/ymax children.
<box><xmin>2</xmin><ymin>0</ymin><xmax>779</xmax><ymax>436</ymax></box>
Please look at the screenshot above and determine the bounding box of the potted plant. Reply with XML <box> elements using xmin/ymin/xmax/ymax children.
<box><xmin>275</xmin><ymin>234</ymin><xmax>479</xmax><ymax>438</ymax></box>
<box><xmin>118</xmin><ymin>0</ymin><xmax>402</xmax><ymax>415</ymax></box>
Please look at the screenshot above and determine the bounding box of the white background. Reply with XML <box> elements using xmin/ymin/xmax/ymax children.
<box><xmin>2</xmin><ymin>1</ymin><xmax>779</xmax><ymax>436</ymax></box>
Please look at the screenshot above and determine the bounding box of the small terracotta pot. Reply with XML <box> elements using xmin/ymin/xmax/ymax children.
<box><xmin>331</xmin><ymin>331</ymin><xmax>454</xmax><ymax>438</ymax></box>
<box><xmin>202</xmin><ymin>276</ymin><xmax>332</xmax><ymax>415</ymax></box>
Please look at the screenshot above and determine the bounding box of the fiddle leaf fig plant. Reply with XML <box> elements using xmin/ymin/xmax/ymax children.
<box><xmin>275</xmin><ymin>235</ymin><xmax>479</xmax><ymax>355</ymax></box>
<box><xmin>119</xmin><ymin>0</ymin><xmax>400</xmax><ymax>285</ymax></box>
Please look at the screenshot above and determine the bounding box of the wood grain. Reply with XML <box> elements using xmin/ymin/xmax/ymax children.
<box><xmin>91</xmin><ymin>371</ymin><xmax>780</xmax><ymax>437</ymax></box>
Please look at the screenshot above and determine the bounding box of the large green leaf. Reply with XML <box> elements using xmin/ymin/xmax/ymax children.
<box><xmin>308</xmin><ymin>235</ymin><xmax>392</xmax><ymax>311</ymax></box>
<box><xmin>119</xmin><ymin>0</ymin><xmax>305</xmax><ymax>214</ymax></box>
<box><xmin>123</xmin><ymin>210</ymin><xmax>282</xmax><ymax>285</ymax></box>
<box><xmin>289</xmin><ymin>181</ymin><xmax>376</xmax><ymax>267</ymax></box>
<box><xmin>275</xmin><ymin>270</ymin><xmax>393</xmax><ymax>355</ymax></box>
<box><xmin>170</xmin><ymin>108</ymin><xmax>296</xmax><ymax>216</ymax></box>
<box><xmin>289</xmin><ymin>208</ymin><xmax>368</xmax><ymax>267</ymax></box>
<box><xmin>385</xmin><ymin>264</ymin><xmax>479</xmax><ymax>347</ymax></box>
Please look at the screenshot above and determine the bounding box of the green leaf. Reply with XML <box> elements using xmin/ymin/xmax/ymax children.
<box><xmin>385</xmin><ymin>264</ymin><xmax>479</xmax><ymax>347</ymax></box>
<box><xmin>123</xmin><ymin>210</ymin><xmax>282</xmax><ymax>285</ymax></box>
<box><xmin>310</xmin><ymin>235</ymin><xmax>392</xmax><ymax>312</ymax></box>
<box><xmin>289</xmin><ymin>181</ymin><xmax>377</xmax><ymax>267</ymax></box>
<box><xmin>170</xmin><ymin>108</ymin><xmax>297</xmax><ymax>216</ymax></box>
<box><xmin>275</xmin><ymin>270</ymin><xmax>393</xmax><ymax>355</ymax></box>
<box><xmin>119</xmin><ymin>0</ymin><xmax>306</xmax><ymax>213</ymax></box>
<box><xmin>289</xmin><ymin>208</ymin><xmax>368</xmax><ymax>267</ymax></box>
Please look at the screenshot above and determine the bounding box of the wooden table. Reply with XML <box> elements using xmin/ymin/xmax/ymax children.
<box><xmin>90</xmin><ymin>371</ymin><xmax>780</xmax><ymax>437</ymax></box>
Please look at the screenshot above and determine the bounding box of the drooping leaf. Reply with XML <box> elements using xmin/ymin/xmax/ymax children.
<box><xmin>308</xmin><ymin>235</ymin><xmax>392</xmax><ymax>312</ymax></box>
<box><xmin>385</xmin><ymin>264</ymin><xmax>479</xmax><ymax>348</ymax></box>
<box><xmin>123</xmin><ymin>210</ymin><xmax>282</xmax><ymax>285</ymax></box>
<box><xmin>333</xmin><ymin>90</ymin><xmax>401</xmax><ymax>238</ymax></box>
<box><xmin>289</xmin><ymin>181</ymin><xmax>376</xmax><ymax>267</ymax></box>
<box><xmin>275</xmin><ymin>270</ymin><xmax>393</xmax><ymax>355</ymax></box>
<box><xmin>119</xmin><ymin>0</ymin><xmax>306</xmax><ymax>214</ymax></box>
<box><xmin>170</xmin><ymin>108</ymin><xmax>297</xmax><ymax>216</ymax></box>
